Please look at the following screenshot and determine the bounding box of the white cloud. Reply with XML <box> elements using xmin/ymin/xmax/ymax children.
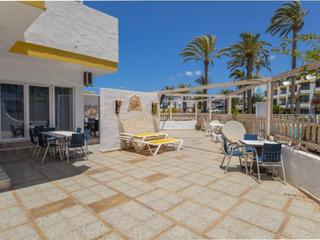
<box><xmin>185</xmin><ymin>71</ymin><xmax>193</xmax><ymax>77</ymax></box>
<box><xmin>195</xmin><ymin>70</ymin><xmax>202</xmax><ymax>76</ymax></box>
<box><xmin>270</xmin><ymin>55</ymin><xmax>276</xmax><ymax>61</ymax></box>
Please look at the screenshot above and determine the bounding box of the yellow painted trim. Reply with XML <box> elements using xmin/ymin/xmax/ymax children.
<box><xmin>19</xmin><ymin>1</ymin><xmax>46</xmax><ymax>10</ymax></box>
<box><xmin>9</xmin><ymin>41</ymin><xmax>118</xmax><ymax>72</ymax></box>
<box><xmin>299</xmin><ymin>93</ymin><xmax>310</xmax><ymax>96</ymax></box>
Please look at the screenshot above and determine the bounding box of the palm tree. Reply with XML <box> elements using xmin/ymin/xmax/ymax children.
<box><xmin>180</xmin><ymin>35</ymin><xmax>219</xmax><ymax>111</ymax></box>
<box><xmin>225</xmin><ymin>32</ymin><xmax>271</xmax><ymax>113</ymax></box>
<box><xmin>229</xmin><ymin>69</ymin><xmax>246</xmax><ymax>82</ymax></box>
<box><xmin>194</xmin><ymin>75</ymin><xmax>209</xmax><ymax>111</ymax></box>
<box><xmin>266</xmin><ymin>1</ymin><xmax>308</xmax><ymax>113</ymax></box>
<box><xmin>229</xmin><ymin>69</ymin><xmax>246</xmax><ymax>113</ymax></box>
<box><xmin>177</xmin><ymin>83</ymin><xmax>191</xmax><ymax>112</ymax></box>
<box><xmin>219</xmin><ymin>88</ymin><xmax>233</xmax><ymax>113</ymax></box>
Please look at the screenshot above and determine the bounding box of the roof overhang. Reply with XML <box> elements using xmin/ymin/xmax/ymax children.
<box><xmin>9</xmin><ymin>41</ymin><xmax>118</xmax><ymax>73</ymax></box>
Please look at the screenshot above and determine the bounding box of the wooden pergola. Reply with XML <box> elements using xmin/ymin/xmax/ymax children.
<box><xmin>159</xmin><ymin>60</ymin><xmax>320</xmax><ymax>136</ymax></box>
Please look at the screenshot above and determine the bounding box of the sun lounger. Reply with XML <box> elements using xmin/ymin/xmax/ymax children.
<box><xmin>119</xmin><ymin>132</ymin><xmax>168</xmax><ymax>152</ymax></box>
<box><xmin>135</xmin><ymin>138</ymin><xmax>184</xmax><ymax>156</ymax></box>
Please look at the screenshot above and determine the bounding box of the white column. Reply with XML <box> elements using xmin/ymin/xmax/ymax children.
<box><xmin>24</xmin><ymin>84</ymin><xmax>29</xmax><ymax>138</ymax></box>
<box><xmin>49</xmin><ymin>85</ymin><xmax>54</xmax><ymax>127</ymax></box>
<box><xmin>74</xmin><ymin>86</ymin><xmax>84</xmax><ymax>130</ymax></box>
<box><xmin>208</xmin><ymin>97</ymin><xmax>212</xmax><ymax>121</ymax></box>
<box><xmin>169</xmin><ymin>101</ymin><xmax>172</xmax><ymax>121</ymax></box>
<box><xmin>266</xmin><ymin>80</ymin><xmax>273</xmax><ymax>137</ymax></box>
<box><xmin>228</xmin><ymin>97</ymin><xmax>232</xmax><ymax>114</ymax></box>
<box><xmin>195</xmin><ymin>101</ymin><xmax>198</xmax><ymax>120</ymax></box>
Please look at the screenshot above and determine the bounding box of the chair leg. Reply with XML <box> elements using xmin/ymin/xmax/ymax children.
<box><xmin>256</xmin><ymin>161</ymin><xmax>261</xmax><ymax>183</ymax></box>
<box><xmin>66</xmin><ymin>145</ymin><xmax>70</xmax><ymax>164</ymax></box>
<box><xmin>220</xmin><ymin>155</ymin><xmax>226</xmax><ymax>167</ymax></box>
<box><xmin>243</xmin><ymin>155</ymin><xmax>248</xmax><ymax>174</ymax></box>
<box><xmin>42</xmin><ymin>144</ymin><xmax>50</xmax><ymax>164</ymax></box>
<box><xmin>224</xmin><ymin>156</ymin><xmax>232</xmax><ymax>173</ymax></box>
<box><xmin>281</xmin><ymin>157</ymin><xmax>286</xmax><ymax>183</ymax></box>
<box><xmin>35</xmin><ymin>147</ymin><xmax>41</xmax><ymax>160</ymax></box>
<box><xmin>86</xmin><ymin>144</ymin><xmax>89</xmax><ymax>157</ymax></box>
<box><xmin>32</xmin><ymin>145</ymin><xmax>38</xmax><ymax>159</ymax></box>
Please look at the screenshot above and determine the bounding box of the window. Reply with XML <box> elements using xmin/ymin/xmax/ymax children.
<box><xmin>280</xmin><ymin>88</ymin><xmax>286</xmax><ymax>94</ymax></box>
<box><xmin>29</xmin><ymin>86</ymin><xmax>49</xmax><ymax>127</ymax></box>
<box><xmin>273</xmin><ymin>89</ymin><xmax>278</xmax><ymax>95</ymax></box>
<box><xmin>0</xmin><ymin>83</ymin><xmax>24</xmax><ymax>139</ymax></box>
<box><xmin>55</xmin><ymin>87</ymin><xmax>73</xmax><ymax>130</ymax></box>
<box><xmin>279</xmin><ymin>99</ymin><xmax>286</xmax><ymax>105</ymax></box>
<box><xmin>301</xmin><ymin>83</ymin><xmax>310</xmax><ymax>90</ymax></box>
<box><xmin>301</xmin><ymin>109</ymin><xmax>309</xmax><ymax>114</ymax></box>
<box><xmin>316</xmin><ymin>79</ymin><xmax>320</xmax><ymax>88</ymax></box>
<box><xmin>300</xmin><ymin>95</ymin><xmax>310</xmax><ymax>103</ymax></box>
<box><xmin>273</xmin><ymin>99</ymin><xmax>277</xmax><ymax>105</ymax></box>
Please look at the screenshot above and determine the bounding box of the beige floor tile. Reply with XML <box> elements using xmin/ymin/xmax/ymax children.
<box><xmin>243</xmin><ymin>188</ymin><xmax>289</xmax><ymax>210</ymax></box>
<box><xmin>136</xmin><ymin>189</ymin><xmax>183</xmax><ymax>212</ymax></box>
<box><xmin>208</xmin><ymin>179</ymin><xmax>250</xmax><ymax>196</ymax></box>
<box><xmin>0</xmin><ymin>224</ymin><xmax>40</xmax><ymax>240</ymax></box>
<box><xmin>166</xmin><ymin>201</ymin><xmax>221</xmax><ymax>233</ymax></box>
<box><xmin>0</xmin><ymin>206</ymin><xmax>28</xmax><ymax>231</ymax></box>
<box><xmin>230</xmin><ymin>200</ymin><xmax>285</xmax><ymax>232</ymax></box>
<box><xmin>100</xmin><ymin>200</ymin><xmax>172</xmax><ymax>239</ymax></box>
<box><xmin>206</xmin><ymin>216</ymin><xmax>275</xmax><ymax>239</ymax></box>
<box><xmin>159</xmin><ymin>225</ymin><xmax>202</xmax><ymax>240</ymax></box>
<box><xmin>182</xmin><ymin>172</ymin><xmax>217</xmax><ymax>186</ymax></box>
<box><xmin>153</xmin><ymin>177</ymin><xmax>191</xmax><ymax>192</ymax></box>
<box><xmin>282</xmin><ymin>216</ymin><xmax>320</xmax><ymax>238</ymax></box>
<box><xmin>288</xmin><ymin>199</ymin><xmax>320</xmax><ymax>222</ymax></box>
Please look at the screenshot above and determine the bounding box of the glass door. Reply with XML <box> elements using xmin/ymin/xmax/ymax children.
<box><xmin>0</xmin><ymin>83</ymin><xmax>24</xmax><ymax>139</ymax></box>
<box><xmin>55</xmin><ymin>87</ymin><xmax>73</xmax><ymax>130</ymax></box>
<box><xmin>29</xmin><ymin>86</ymin><xmax>49</xmax><ymax>128</ymax></box>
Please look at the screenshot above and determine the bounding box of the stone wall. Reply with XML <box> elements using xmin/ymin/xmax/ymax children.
<box><xmin>100</xmin><ymin>88</ymin><xmax>159</xmax><ymax>151</ymax></box>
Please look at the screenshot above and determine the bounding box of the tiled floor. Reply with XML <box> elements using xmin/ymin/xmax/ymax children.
<box><xmin>0</xmin><ymin>130</ymin><xmax>320</xmax><ymax>239</ymax></box>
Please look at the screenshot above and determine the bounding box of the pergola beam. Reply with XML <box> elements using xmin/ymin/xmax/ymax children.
<box><xmin>159</xmin><ymin>77</ymin><xmax>271</xmax><ymax>95</ymax></box>
<box><xmin>164</xmin><ymin>93</ymin><xmax>225</xmax><ymax>98</ymax></box>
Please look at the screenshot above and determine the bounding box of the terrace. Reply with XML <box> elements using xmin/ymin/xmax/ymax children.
<box><xmin>0</xmin><ymin>130</ymin><xmax>319</xmax><ymax>239</ymax></box>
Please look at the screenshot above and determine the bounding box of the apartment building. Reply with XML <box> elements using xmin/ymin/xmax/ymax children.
<box><xmin>273</xmin><ymin>73</ymin><xmax>320</xmax><ymax>114</ymax></box>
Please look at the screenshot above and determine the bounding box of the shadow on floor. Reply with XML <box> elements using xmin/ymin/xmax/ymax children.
<box><xmin>1</xmin><ymin>148</ymin><xmax>90</xmax><ymax>191</ymax></box>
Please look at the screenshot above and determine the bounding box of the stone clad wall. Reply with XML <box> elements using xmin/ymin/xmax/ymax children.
<box><xmin>100</xmin><ymin>88</ymin><xmax>159</xmax><ymax>151</ymax></box>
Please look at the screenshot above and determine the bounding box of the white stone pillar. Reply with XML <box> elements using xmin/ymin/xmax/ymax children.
<box><xmin>266</xmin><ymin>80</ymin><xmax>273</xmax><ymax>137</ymax></box>
<box><xmin>228</xmin><ymin>97</ymin><xmax>232</xmax><ymax>114</ymax></box>
<box><xmin>208</xmin><ymin>97</ymin><xmax>212</xmax><ymax>121</ymax></box>
<box><xmin>195</xmin><ymin>101</ymin><xmax>198</xmax><ymax>120</ymax></box>
<box><xmin>169</xmin><ymin>102</ymin><xmax>172</xmax><ymax>121</ymax></box>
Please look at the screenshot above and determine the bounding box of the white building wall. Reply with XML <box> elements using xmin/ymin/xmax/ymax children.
<box><xmin>0</xmin><ymin>55</ymin><xmax>85</xmax><ymax>139</ymax></box>
<box><xmin>100</xmin><ymin>89</ymin><xmax>159</xmax><ymax>152</ymax></box>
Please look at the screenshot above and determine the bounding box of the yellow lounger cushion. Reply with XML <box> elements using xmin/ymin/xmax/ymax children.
<box><xmin>133</xmin><ymin>132</ymin><xmax>167</xmax><ymax>138</ymax></box>
<box><xmin>147</xmin><ymin>138</ymin><xmax>181</xmax><ymax>145</ymax></box>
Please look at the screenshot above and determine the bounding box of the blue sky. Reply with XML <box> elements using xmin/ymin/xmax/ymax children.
<box><xmin>84</xmin><ymin>1</ymin><xmax>320</xmax><ymax>94</ymax></box>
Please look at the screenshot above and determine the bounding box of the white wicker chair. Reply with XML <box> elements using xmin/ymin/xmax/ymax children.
<box><xmin>221</xmin><ymin>121</ymin><xmax>247</xmax><ymax>172</ymax></box>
